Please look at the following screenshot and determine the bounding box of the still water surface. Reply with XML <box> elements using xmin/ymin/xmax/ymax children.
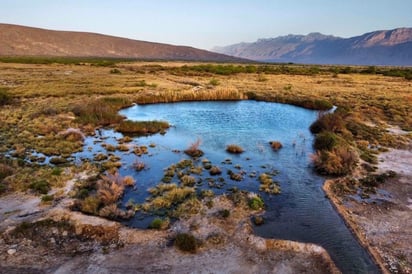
<box><xmin>79</xmin><ymin>101</ymin><xmax>378</xmax><ymax>273</ymax></box>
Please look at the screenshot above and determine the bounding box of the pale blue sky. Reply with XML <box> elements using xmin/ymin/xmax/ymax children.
<box><xmin>1</xmin><ymin>0</ymin><xmax>411</xmax><ymax>50</ymax></box>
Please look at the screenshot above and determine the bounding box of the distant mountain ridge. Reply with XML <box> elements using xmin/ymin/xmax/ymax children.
<box><xmin>213</xmin><ymin>28</ymin><xmax>412</xmax><ymax>66</ymax></box>
<box><xmin>0</xmin><ymin>23</ymin><xmax>243</xmax><ymax>62</ymax></box>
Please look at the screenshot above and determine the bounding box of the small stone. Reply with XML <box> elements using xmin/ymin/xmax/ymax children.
<box><xmin>50</xmin><ymin>237</ymin><xmax>56</xmax><ymax>244</ymax></box>
<box><xmin>7</xmin><ymin>249</ymin><xmax>17</xmax><ymax>255</ymax></box>
<box><xmin>62</xmin><ymin>231</ymin><xmax>68</xmax><ymax>237</ymax></box>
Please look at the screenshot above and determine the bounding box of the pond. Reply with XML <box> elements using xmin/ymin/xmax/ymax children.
<box><xmin>76</xmin><ymin>101</ymin><xmax>378</xmax><ymax>273</ymax></box>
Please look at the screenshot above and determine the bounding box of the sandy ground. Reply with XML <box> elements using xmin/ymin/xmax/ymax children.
<box><xmin>0</xmin><ymin>188</ymin><xmax>339</xmax><ymax>274</ymax></box>
<box><xmin>324</xmin><ymin>147</ymin><xmax>412</xmax><ymax>274</ymax></box>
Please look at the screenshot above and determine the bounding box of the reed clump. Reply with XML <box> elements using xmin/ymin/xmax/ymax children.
<box><xmin>116</xmin><ymin>120</ymin><xmax>169</xmax><ymax>135</ymax></box>
<box><xmin>226</xmin><ymin>144</ymin><xmax>244</xmax><ymax>154</ymax></box>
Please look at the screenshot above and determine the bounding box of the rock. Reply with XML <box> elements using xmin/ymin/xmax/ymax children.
<box><xmin>7</xmin><ymin>248</ymin><xmax>17</xmax><ymax>255</ymax></box>
<box><xmin>50</xmin><ymin>237</ymin><xmax>56</xmax><ymax>244</ymax></box>
<box><xmin>62</xmin><ymin>230</ymin><xmax>68</xmax><ymax>236</ymax></box>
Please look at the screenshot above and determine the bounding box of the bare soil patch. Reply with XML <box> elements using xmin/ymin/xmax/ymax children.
<box><xmin>0</xmin><ymin>190</ymin><xmax>339</xmax><ymax>273</ymax></box>
<box><xmin>324</xmin><ymin>148</ymin><xmax>412</xmax><ymax>273</ymax></box>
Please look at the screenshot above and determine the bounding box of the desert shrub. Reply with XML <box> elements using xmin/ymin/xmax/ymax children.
<box><xmin>248</xmin><ymin>196</ymin><xmax>264</xmax><ymax>210</ymax></box>
<box><xmin>310</xmin><ymin>112</ymin><xmax>345</xmax><ymax>134</ymax></box>
<box><xmin>29</xmin><ymin>180</ymin><xmax>50</xmax><ymax>194</ymax></box>
<box><xmin>81</xmin><ymin>195</ymin><xmax>101</xmax><ymax>214</ymax></box>
<box><xmin>51</xmin><ymin>167</ymin><xmax>62</xmax><ymax>176</ymax></box>
<box><xmin>116</xmin><ymin>120</ymin><xmax>169</xmax><ymax>135</ymax></box>
<box><xmin>59</xmin><ymin>128</ymin><xmax>84</xmax><ymax>142</ymax></box>
<box><xmin>312</xmin><ymin>146</ymin><xmax>358</xmax><ymax>176</ymax></box>
<box><xmin>0</xmin><ymin>88</ymin><xmax>12</xmax><ymax>105</ymax></box>
<box><xmin>253</xmin><ymin>215</ymin><xmax>265</xmax><ymax>226</ymax></box>
<box><xmin>148</xmin><ymin>217</ymin><xmax>170</xmax><ymax>230</ymax></box>
<box><xmin>208</xmin><ymin>78</ymin><xmax>220</xmax><ymax>86</ymax></box>
<box><xmin>172</xmin><ymin>197</ymin><xmax>202</xmax><ymax>218</ymax></box>
<box><xmin>133</xmin><ymin>161</ymin><xmax>146</xmax><ymax>171</ymax></box>
<box><xmin>123</xmin><ymin>176</ymin><xmax>135</xmax><ymax>187</ymax></box>
<box><xmin>314</xmin><ymin>131</ymin><xmax>339</xmax><ymax>151</ymax></box>
<box><xmin>228</xmin><ymin>170</ymin><xmax>243</xmax><ymax>181</ymax></box>
<box><xmin>72</xmin><ymin>98</ymin><xmax>129</xmax><ymax>126</ymax></box>
<box><xmin>110</xmin><ymin>68</ymin><xmax>121</xmax><ymax>74</ymax></box>
<box><xmin>49</xmin><ymin>157</ymin><xmax>68</xmax><ymax>165</ymax></box>
<box><xmin>269</xmin><ymin>141</ymin><xmax>283</xmax><ymax>151</ymax></box>
<box><xmin>258</xmin><ymin>173</ymin><xmax>281</xmax><ymax>194</ymax></box>
<box><xmin>226</xmin><ymin>144</ymin><xmax>244</xmax><ymax>154</ymax></box>
<box><xmin>97</xmin><ymin>173</ymin><xmax>125</xmax><ymax>205</ymax></box>
<box><xmin>209</xmin><ymin>166</ymin><xmax>222</xmax><ymax>176</ymax></box>
<box><xmin>360</xmin><ymin>150</ymin><xmax>378</xmax><ymax>164</ymax></box>
<box><xmin>41</xmin><ymin>194</ymin><xmax>54</xmax><ymax>203</ymax></box>
<box><xmin>174</xmin><ymin>233</ymin><xmax>197</xmax><ymax>253</ymax></box>
<box><xmin>218</xmin><ymin>209</ymin><xmax>230</xmax><ymax>218</ymax></box>
<box><xmin>0</xmin><ymin>163</ymin><xmax>14</xmax><ymax>180</ymax></box>
<box><xmin>98</xmin><ymin>204</ymin><xmax>133</xmax><ymax>220</ymax></box>
<box><xmin>180</xmin><ymin>175</ymin><xmax>196</xmax><ymax>187</ymax></box>
<box><xmin>200</xmin><ymin>189</ymin><xmax>215</xmax><ymax>198</ymax></box>
<box><xmin>359</xmin><ymin>171</ymin><xmax>396</xmax><ymax>188</ymax></box>
<box><xmin>144</xmin><ymin>184</ymin><xmax>195</xmax><ymax>211</ymax></box>
<box><xmin>184</xmin><ymin>139</ymin><xmax>204</xmax><ymax>158</ymax></box>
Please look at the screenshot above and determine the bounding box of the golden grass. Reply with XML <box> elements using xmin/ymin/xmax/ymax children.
<box><xmin>0</xmin><ymin>61</ymin><xmax>411</xmax><ymax>196</ymax></box>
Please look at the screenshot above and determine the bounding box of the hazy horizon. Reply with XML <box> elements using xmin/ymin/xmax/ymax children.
<box><xmin>1</xmin><ymin>0</ymin><xmax>411</xmax><ymax>50</ymax></box>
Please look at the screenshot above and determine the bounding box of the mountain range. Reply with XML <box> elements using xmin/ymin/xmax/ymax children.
<box><xmin>1</xmin><ymin>24</ymin><xmax>411</xmax><ymax>66</ymax></box>
<box><xmin>0</xmin><ymin>23</ymin><xmax>242</xmax><ymax>62</ymax></box>
<box><xmin>213</xmin><ymin>28</ymin><xmax>412</xmax><ymax>66</ymax></box>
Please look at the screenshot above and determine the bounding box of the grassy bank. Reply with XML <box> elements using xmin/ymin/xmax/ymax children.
<box><xmin>0</xmin><ymin>60</ymin><xmax>411</xmax><ymax>195</ymax></box>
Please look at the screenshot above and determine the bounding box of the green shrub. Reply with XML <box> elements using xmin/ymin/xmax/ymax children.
<box><xmin>174</xmin><ymin>233</ymin><xmax>197</xmax><ymax>253</ymax></box>
<box><xmin>51</xmin><ymin>167</ymin><xmax>62</xmax><ymax>176</ymax></box>
<box><xmin>258</xmin><ymin>173</ymin><xmax>281</xmax><ymax>194</ymax></box>
<box><xmin>310</xmin><ymin>113</ymin><xmax>345</xmax><ymax>134</ymax></box>
<box><xmin>109</xmin><ymin>68</ymin><xmax>121</xmax><ymax>74</ymax></box>
<box><xmin>208</xmin><ymin>78</ymin><xmax>220</xmax><ymax>86</ymax></box>
<box><xmin>116</xmin><ymin>120</ymin><xmax>169</xmax><ymax>135</ymax></box>
<box><xmin>218</xmin><ymin>209</ymin><xmax>230</xmax><ymax>218</ymax></box>
<box><xmin>314</xmin><ymin>131</ymin><xmax>339</xmax><ymax>151</ymax></box>
<box><xmin>148</xmin><ymin>217</ymin><xmax>170</xmax><ymax>230</ymax></box>
<box><xmin>76</xmin><ymin>188</ymin><xmax>90</xmax><ymax>199</ymax></box>
<box><xmin>41</xmin><ymin>194</ymin><xmax>54</xmax><ymax>203</ymax></box>
<box><xmin>312</xmin><ymin>146</ymin><xmax>358</xmax><ymax>176</ymax></box>
<box><xmin>248</xmin><ymin>196</ymin><xmax>264</xmax><ymax>210</ymax></box>
<box><xmin>0</xmin><ymin>88</ymin><xmax>12</xmax><ymax>105</ymax></box>
<box><xmin>29</xmin><ymin>180</ymin><xmax>50</xmax><ymax>194</ymax></box>
<box><xmin>49</xmin><ymin>157</ymin><xmax>68</xmax><ymax>165</ymax></box>
<box><xmin>72</xmin><ymin>98</ymin><xmax>129</xmax><ymax>126</ymax></box>
<box><xmin>0</xmin><ymin>163</ymin><xmax>14</xmax><ymax>180</ymax></box>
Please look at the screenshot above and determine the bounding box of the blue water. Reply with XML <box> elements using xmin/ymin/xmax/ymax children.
<box><xmin>77</xmin><ymin>101</ymin><xmax>379</xmax><ymax>273</ymax></box>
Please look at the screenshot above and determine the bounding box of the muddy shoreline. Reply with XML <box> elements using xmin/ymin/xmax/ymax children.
<box><xmin>323</xmin><ymin>147</ymin><xmax>412</xmax><ymax>274</ymax></box>
<box><xmin>0</xmin><ymin>190</ymin><xmax>340</xmax><ymax>273</ymax></box>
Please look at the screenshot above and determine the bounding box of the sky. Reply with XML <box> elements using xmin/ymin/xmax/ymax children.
<box><xmin>1</xmin><ymin>0</ymin><xmax>412</xmax><ymax>50</ymax></box>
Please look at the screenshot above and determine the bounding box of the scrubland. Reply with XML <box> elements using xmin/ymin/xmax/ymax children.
<box><xmin>0</xmin><ymin>59</ymin><xmax>411</xmax><ymax>273</ymax></box>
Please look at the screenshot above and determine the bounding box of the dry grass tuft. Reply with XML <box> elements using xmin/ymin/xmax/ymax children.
<box><xmin>184</xmin><ymin>139</ymin><xmax>204</xmax><ymax>157</ymax></box>
<box><xmin>226</xmin><ymin>144</ymin><xmax>244</xmax><ymax>154</ymax></box>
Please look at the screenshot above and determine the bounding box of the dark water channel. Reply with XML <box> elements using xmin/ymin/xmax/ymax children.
<box><xmin>78</xmin><ymin>101</ymin><xmax>379</xmax><ymax>273</ymax></box>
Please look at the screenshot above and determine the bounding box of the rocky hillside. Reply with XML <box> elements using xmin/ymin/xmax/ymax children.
<box><xmin>0</xmin><ymin>23</ymin><xmax>243</xmax><ymax>62</ymax></box>
<box><xmin>213</xmin><ymin>28</ymin><xmax>412</xmax><ymax>66</ymax></box>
